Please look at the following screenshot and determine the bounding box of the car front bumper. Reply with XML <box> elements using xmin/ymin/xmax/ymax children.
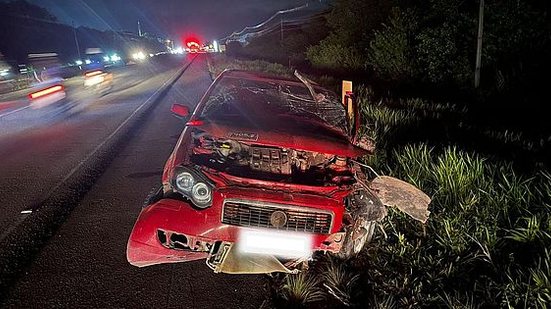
<box><xmin>127</xmin><ymin>187</ymin><xmax>345</xmax><ymax>268</ymax></box>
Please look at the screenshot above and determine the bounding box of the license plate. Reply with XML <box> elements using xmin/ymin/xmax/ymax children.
<box><xmin>237</xmin><ymin>229</ymin><xmax>313</xmax><ymax>258</ymax></box>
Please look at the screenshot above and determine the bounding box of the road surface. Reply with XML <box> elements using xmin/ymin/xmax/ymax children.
<box><xmin>0</xmin><ymin>54</ymin><xmax>268</xmax><ymax>308</ymax></box>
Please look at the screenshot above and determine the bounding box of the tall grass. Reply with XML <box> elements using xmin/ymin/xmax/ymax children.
<box><xmin>278</xmin><ymin>272</ymin><xmax>325</xmax><ymax>307</ymax></box>
<box><xmin>320</xmin><ymin>256</ymin><xmax>359</xmax><ymax>306</ymax></box>
<box><xmin>354</xmin><ymin>89</ymin><xmax>551</xmax><ymax>307</ymax></box>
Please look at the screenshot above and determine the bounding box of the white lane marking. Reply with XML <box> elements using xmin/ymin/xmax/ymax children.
<box><xmin>0</xmin><ymin>105</ymin><xmax>29</xmax><ymax>119</ymax></box>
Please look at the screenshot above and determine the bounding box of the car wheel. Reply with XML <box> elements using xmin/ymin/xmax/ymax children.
<box><xmin>337</xmin><ymin>218</ymin><xmax>375</xmax><ymax>258</ymax></box>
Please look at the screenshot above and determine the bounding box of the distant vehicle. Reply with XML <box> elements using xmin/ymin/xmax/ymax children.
<box><xmin>0</xmin><ymin>55</ymin><xmax>14</xmax><ymax>93</ymax></box>
<box><xmin>131</xmin><ymin>51</ymin><xmax>147</xmax><ymax>62</ymax></box>
<box><xmin>28</xmin><ymin>53</ymin><xmax>62</xmax><ymax>82</ymax></box>
<box><xmin>83</xmin><ymin>69</ymin><xmax>113</xmax><ymax>96</ymax></box>
<box><xmin>27</xmin><ymin>78</ymin><xmax>66</xmax><ymax>109</ymax></box>
<box><xmin>127</xmin><ymin>70</ymin><xmax>431</xmax><ymax>274</ymax></box>
<box><xmin>26</xmin><ymin>53</ymin><xmax>67</xmax><ymax>108</ymax></box>
<box><xmin>186</xmin><ymin>41</ymin><xmax>201</xmax><ymax>53</ymax></box>
<box><xmin>0</xmin><ymin>59</ymin><xmax>11</xmax><ymax>80</ymax></box>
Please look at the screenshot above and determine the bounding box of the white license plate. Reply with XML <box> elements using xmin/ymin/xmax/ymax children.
<box><xmin>237</xmin><ymin>229</ymin><xmax>313</xmax><ymax>258</ymax></box>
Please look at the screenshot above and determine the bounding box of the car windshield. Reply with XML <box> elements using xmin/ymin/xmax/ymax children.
<box><xmin>201</xmin><ymin>75</ymin><xmax>349</xmax><ymax>135</ymax></box>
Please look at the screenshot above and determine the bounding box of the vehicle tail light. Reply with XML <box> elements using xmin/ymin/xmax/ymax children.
<box><xmin>185</xmin><ymin>120</ymin><xmax>204</xmax><ymax>126</ymax></box>
<box><xmin>85</xmin><ymin>70</ymin><xmax>103</xmax><ymax>77</ymax></box>
<box><xmin>28</xmin><ymin>85</ymin><xmax>65</xmax><ymax>100</ymax></box>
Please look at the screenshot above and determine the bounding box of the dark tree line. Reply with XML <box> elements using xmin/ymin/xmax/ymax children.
<box><xmin>303</xmin><ymin>0</ymin><xmax>550</xmax><ymax>136</ymax></box>
<box><xmin>308</xmin><ymin>0</ymin><xmax>551</xmax><ymax>94</ymax></box>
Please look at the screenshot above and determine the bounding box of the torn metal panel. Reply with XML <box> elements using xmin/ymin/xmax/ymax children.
<box><xmin>208</xmin><ymin>243</ymin><xmax>296</xmax><ymax>274</ymax></box>
<box><xmin>370</xmin><ymin>176</ymin><xmax>431</xmax><ymax>223</ymax></box>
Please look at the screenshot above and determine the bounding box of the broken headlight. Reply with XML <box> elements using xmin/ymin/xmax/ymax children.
<box><xmin>173</xmin><ymin>166</ymin><xmax>213</xmax><ymax>208</ymax></box>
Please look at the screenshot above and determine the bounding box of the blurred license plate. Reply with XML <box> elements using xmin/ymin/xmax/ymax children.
<box><xmin>237</xmin><ymin>229</ymin><xmax>313</xmax><ymax>258</ymax></box>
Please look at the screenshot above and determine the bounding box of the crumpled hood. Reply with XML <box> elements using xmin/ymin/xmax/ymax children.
<box><xmin>194</xmin><ymin>120</ymin><xmax>367</xmax><ymax>158</ymax></box>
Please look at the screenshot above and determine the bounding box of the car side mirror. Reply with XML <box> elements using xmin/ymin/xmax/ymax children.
<box><xmin>171</xmin><ymin>104</ymin><xmax>190</xmax><ymax>118</ymax></box>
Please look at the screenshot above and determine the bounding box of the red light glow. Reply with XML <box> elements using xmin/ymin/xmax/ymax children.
<box><xmin>29</xmin><ymin>85</ymin><xmax>64</xmax><ymax>100</ymax></box>
<box><xmin>185</xmin><ymin>120</ymin><xmax>204</xmax><ymax>127</ymax></box>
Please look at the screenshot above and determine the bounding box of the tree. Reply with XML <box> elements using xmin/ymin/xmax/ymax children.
<box><xmin>307</xmin><ymin>0</ymin><xmax>393</xmax><ymax>71</ymax></box>
<box><xmin>0</xmin><ymin>0</ymin><xmax>58</xmax><ymax>22</ymax></box>
<box><xmin>368</xmin><ymin>8</ymin><xmax>419</xmax><ymax>81</ymax></box>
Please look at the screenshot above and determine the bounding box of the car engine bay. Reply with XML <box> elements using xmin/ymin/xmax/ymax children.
<box><xmin>190</xmin><ymin>131</ymin><xmax>355</xmax><ymax>186</ymax></box>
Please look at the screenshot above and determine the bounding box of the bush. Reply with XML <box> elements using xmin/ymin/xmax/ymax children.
<box><xmin>368</xmin><ymin>8</ymin><xmax>418</xmax><ymax>81</ymax></box>
<box><xmin>415</xmin><ymin>24</ymin><xmax>471</xmax><ymax>85</ymax></box>
<box><xmin>306</xmin><ymin>34</ymin><xmax>367</xmax><ymax>71</ymax></box>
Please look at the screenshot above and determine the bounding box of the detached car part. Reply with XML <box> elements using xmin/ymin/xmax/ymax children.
<box><xmin>370</xmin><ymin>176</ymin><xmax>431</xmax><ymax>223</ymax></box>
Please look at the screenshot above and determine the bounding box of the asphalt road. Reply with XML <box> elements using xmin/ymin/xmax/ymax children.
<box><xmin>0</xmin><ymin>54</ymin><xmax>268</xmax><ymax>308</ymax></box>
<box><xmin>0</xmin><ymin>56</ymin><xmax>184</xmax><ymax>232</ymax></box>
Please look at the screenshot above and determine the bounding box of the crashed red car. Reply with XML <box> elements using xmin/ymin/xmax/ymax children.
<box><xmin>127</xmin><ymin>70</ymin><xmax>430</xmax><ymax>274</ymax></box>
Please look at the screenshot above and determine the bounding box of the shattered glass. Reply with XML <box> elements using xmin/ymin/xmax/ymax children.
<box><xmin>201</xmin><ymin>76</ymin><xmax>349</xmax><ymax>135</ymax></box>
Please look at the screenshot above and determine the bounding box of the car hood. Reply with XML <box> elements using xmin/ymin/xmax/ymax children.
<box><xmin>192</xmin><ymin>118</ymin><xmax>366</xmax><ymax>158</ymax></box>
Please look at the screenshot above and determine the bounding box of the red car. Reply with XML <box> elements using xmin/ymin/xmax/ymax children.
<box><xmin>127</xmin><ymin>70</ymin><xmax>430</xmax><ymax>274</ymax></box>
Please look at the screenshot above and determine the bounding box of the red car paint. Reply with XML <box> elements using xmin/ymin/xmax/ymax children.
<box><xmin>127</xmin><ymin>70</ymin><xmax>367</xmax><ymax>268</ymax></box>
<box><xmin>127</xmin><ymin>187</ymin><xmax>346</xmax><ymax>267</ymax></box>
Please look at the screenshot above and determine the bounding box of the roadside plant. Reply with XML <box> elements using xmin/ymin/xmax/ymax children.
<box><xmin>320</xmin><ymin>256</ymin><xmax>359</xmax><ymax>306</ymax></box>
<box><xmin>279</xmin><ymin>272</ymin><xmax>325</xmax><ymax>307</ymax></box>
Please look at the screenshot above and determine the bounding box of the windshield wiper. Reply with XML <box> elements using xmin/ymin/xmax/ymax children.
<box><xmin>294</xmin><ymin>70</ymin><xmax>324</xmax><ymax>103</ymax></box>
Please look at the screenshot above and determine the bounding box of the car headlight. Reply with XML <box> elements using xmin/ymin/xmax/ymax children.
<box><xmin>172</xmin><ymin>167</ymin><xmax>213</xmax><ymax>208</ymax></box>
<box><xmin>192</xmin><ymin>182</ymin><xmax>212</xmax><ymax>205</ymax></box>
<box><xmin>176</xmin><ymin>172</ymin><xmax>195</xmax><ymax>192</ymax></box>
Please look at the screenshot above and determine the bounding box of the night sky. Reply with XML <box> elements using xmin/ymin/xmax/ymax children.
<box><xmin>5</xmin><ymin>0</ymin><xmax>320</xmax><ymax>41</ymax></box>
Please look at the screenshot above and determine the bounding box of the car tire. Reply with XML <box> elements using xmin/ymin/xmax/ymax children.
<box><xmin>335</xmin><ymin>189</ymin><xmax>385</xmax><ymax>259</ymax></box>
<box><xmin>336</xmin><ymin>218</ymin><xmax>376</xmax><ymax>259</ymax></box>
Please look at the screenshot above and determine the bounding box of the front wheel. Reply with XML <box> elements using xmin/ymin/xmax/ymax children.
<box><xmin>336</xmin><ymin>219</ymin><xmax>376</xmax><ymax>258</ymax></box>
<box><xmin>335</xmin><ymin>188</ymin><xmax>386</xmax><ymax>259</ymax></box>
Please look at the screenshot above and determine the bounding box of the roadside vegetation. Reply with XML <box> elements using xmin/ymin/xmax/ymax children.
<box><xmin>207</xmin><ymin>55</ymin><xmax>292</xmax><ymax>80</ymax></box>
<box><xmin>214</xmin><ymin>0</ymin><xmax>550</xmax><ymax>307</ymax></box>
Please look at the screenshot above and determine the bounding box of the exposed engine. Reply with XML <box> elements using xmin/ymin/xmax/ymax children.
<box><xmin>190</xmin><ymin>132</ymin><xmax>354</xmax><ymax>186</ymax></box>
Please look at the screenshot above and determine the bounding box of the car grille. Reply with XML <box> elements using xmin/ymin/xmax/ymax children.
<box><xmin>222</xmin><ymin>200</ymin><xmax>333</xmax><ymax>234</ymax></box>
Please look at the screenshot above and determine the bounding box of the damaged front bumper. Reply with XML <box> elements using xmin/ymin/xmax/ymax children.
<box><xmin>127</xmin><ymin>176</ymin><xmax>431</xmax><ymax>273</ymax></box>
<box><xmin>127</xmin><ymin>190</ymin><xmax>346</xmax><ymax>272</ymax></box>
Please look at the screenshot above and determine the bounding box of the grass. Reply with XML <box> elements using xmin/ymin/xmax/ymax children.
<box><xmin>276</xmin><ymin>272</ymin><xmax>325</xmax><ymax>307</ymax></box>
<box><xmin>208</xmin><ymin>55</ymin><xmax>551</xmax><ymax>308</ymax></box>
<box><xmin>319</xmin><ymin>256</ymin><xmax>360</xmax><ymax>306</ymax></box>
<box><xmin>351</xmin><ymin>91</ymin><xmax>551</xmax><ymax>308</ymax></box>
<box><xmin>208</xmin><ymin>54</ymin><xmax>292</xmax><ymax>80</ymax></box>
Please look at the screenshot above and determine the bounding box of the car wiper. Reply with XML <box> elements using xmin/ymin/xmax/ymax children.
<box><xmin>294</xmin><ymin>70</ymin><xmax>324</xmax><ymax>103</ymax></box>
